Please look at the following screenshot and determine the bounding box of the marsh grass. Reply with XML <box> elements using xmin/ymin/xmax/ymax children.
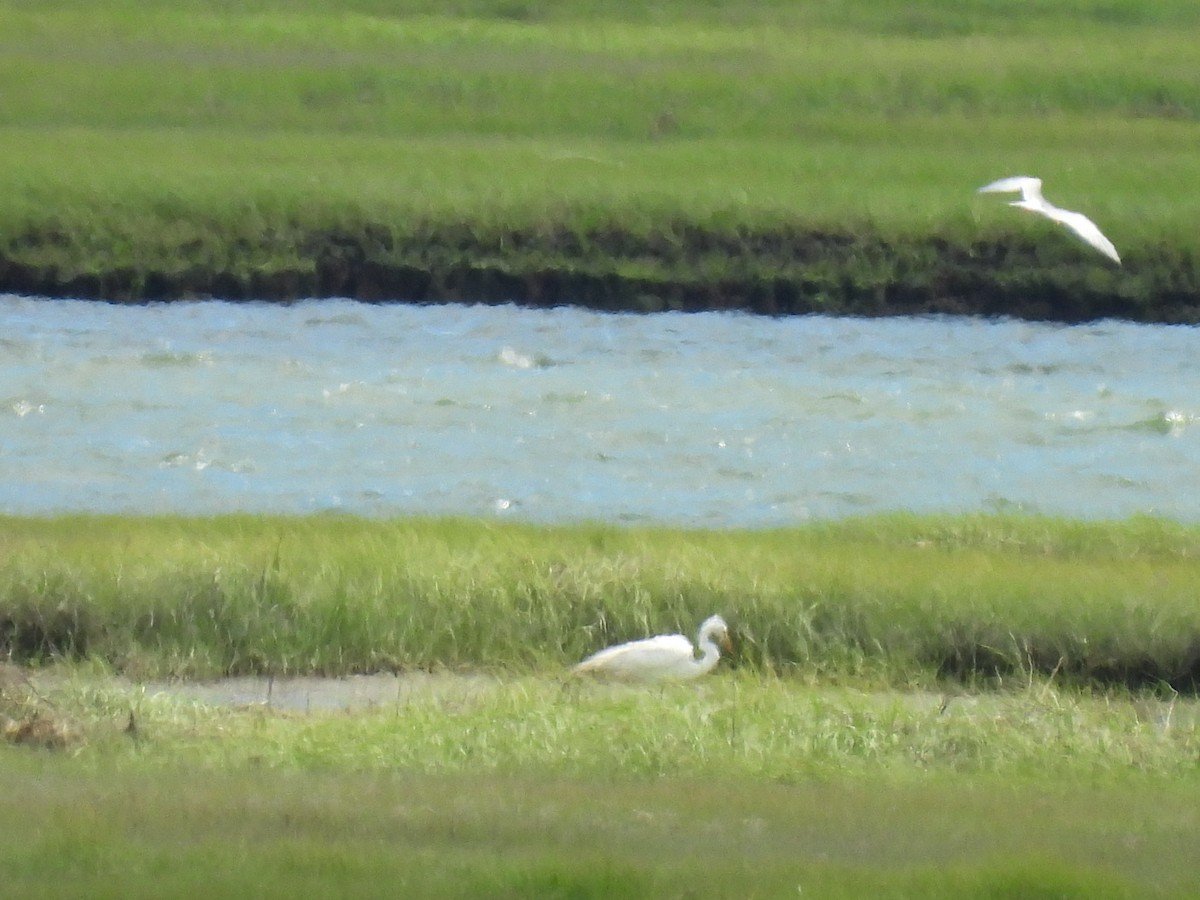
<box><xmin>3</xmin><ymin>514</ymin><xmax>1200</xmax><ymax>689</ymax></box>
<box><xmin>3</xmin><ymin>667</ymin><xmax>1199</xmax><ymax>897</ymax></box>
<box><xmin>7</xmin><ymin>508</ymin><xmax>1200</xmax><ymax>897</ymax></box>
<box><xmin>1</xmin><ymin>1</ymin><xmax>1199</xmax><ymax>311</ymax></box>
<box><xmin>4</xmin><ymin>758</ymin><xmax>1194</xmax><ymax>899</ymax></box>
<box><xmin>63</xmin><ymin>670</ymin><xmax>1195</xmax><ymax>780</ymax></box>
<box><xmin>5</xmin><ymin>2</ymin><xmax>1200</xmax><ymax>132</ymax></box>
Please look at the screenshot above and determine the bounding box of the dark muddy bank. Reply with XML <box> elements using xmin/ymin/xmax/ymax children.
<box><xmin>2</xmin><ymin>224</ymin><xmax>1196</xmax><ymax>323</ymax></box>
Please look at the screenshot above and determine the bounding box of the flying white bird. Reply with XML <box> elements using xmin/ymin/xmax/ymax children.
<box><xmin>977</xmin><ymin>176</ymin><xmax>1121</xmax><ymax>264</ymax></box>
<box><xmin>572</xmin><ymin>615</ymin><xmax>733</xmax><ymax>681</ymax></box>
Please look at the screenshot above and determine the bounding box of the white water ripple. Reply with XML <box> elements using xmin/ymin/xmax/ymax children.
<box><xmin>2</xmin><ymin>295</ymin><xmax>1198</xmax><ymax>525</ymax></box>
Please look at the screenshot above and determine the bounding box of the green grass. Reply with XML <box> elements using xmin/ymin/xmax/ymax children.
<box><xmin>3</xmin><ymin>513</ymin><xmax>1200</xmax><ymax>687</ymax></box>
<box><xmin>3</xmin><ymin>668</ymin><xmax>1200</xmax><ymax>898</ymax></box>
<box><xmin>7</xmin><ymin>510</ymin><xmax>1200</xmax><ymax>897</ymax></box>
<box><xmin>4</xmin><ymin>4</ymin><xmax>1200</xmax><ymax>133</ymax></box>
<box><xmin>6</xmin><ymin>756</ymin><xmax>1197</xmax><ymax>898</ymax></box>
<box><xmin>32</xmin><ymin>668</ymin><xmax>1192</xmax><ymax>780</ymax></box>
<box><xmin>1</xmin><ymin>1</ymin><xmax>1199</xmax><ymax>314</ymax></box>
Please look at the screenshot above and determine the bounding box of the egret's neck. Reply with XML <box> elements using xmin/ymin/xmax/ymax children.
<box><xmin>694</xmin><ymin>635</ymin><xmax>722</xmax><ymax>674</ymax></box>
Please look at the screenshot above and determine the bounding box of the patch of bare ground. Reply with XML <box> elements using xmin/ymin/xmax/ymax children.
<box><xmin>1</xmin><ymin>663</ymin><xmax>77</xmax><ymax>750</ymax></box>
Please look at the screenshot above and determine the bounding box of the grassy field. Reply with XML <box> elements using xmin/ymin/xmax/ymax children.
<box><xmin>6</xmin><ymin>513</ymin><xmax>1200</xmax><ymax>895</ymax></box>
<box><xmin>1</xmin><ymin>1</ymin><xmax>1199</xmax><ymax>316</ymax></box>
<box><xmin>6</xmin><ymin>756</ymin><xmax>1198</xmax><ymax>898</ymax></box>
<box><xmin>3</xmin><ymin>662</ymin><xmax>1199</xmax><ymax>898</ymax></box>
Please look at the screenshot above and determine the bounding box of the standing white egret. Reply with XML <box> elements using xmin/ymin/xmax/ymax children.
<box><xmin>572</xmin><ymin>615</ymin><xmax>732</xmax><ymax>681</ymax></box>
<box><xmin>977</xmin><ymin>176</ymin><xmax>1121</xmax><ymax>264</ymax></box>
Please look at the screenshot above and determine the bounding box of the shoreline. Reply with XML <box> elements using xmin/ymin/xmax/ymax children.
<box><xmin>3</xmin><ymin>223</ymin><xmax>1195</xmax><ymax>323</ymax></box>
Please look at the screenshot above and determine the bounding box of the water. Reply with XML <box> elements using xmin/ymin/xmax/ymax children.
<box><xmin>3</xmin><ymin>295</ymin><xmax>1198</xmax><ymax>526</ymax></box>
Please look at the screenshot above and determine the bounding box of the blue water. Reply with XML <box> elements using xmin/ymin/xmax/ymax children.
<box><xmin>3</xmin><ymin>295</ymin><xmax>1198</xmax><ymax>526</ymax></box>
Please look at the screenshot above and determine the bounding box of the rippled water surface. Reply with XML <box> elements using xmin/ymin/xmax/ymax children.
<box><xmin>3</xmin><ymin>296</ymin><xmax>1198</xmax><ymax>526</ymax></box>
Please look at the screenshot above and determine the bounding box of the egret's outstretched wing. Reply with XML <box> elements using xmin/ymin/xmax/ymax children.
<box><xmin>978</xmin><ymin>176</ymin><xmax>1043</xmax><ymax>203</ymax></box>
<box><xmin>1056</xmin><ymin>210</ymin><xmax>1121</xmax><ymax>263</ymax></box>
<box><xmin>978</xmin><ymin>175</ymin><xmax>1039</xmax><ymax>193</ymax></box>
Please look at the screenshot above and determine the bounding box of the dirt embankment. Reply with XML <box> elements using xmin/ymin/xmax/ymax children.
<box><xmin>2</xmin><ymin>225</ymin><xmax>1196</xmax><ymax>323</ymax></box>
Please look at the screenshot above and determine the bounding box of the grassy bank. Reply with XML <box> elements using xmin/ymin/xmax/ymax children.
<box><xmin>1</xmin><ymin>1</ymin><xmax>1199</xmax><ymax>318</ymax></box>
<box><xmin>3</xmin><ymin>514</ymin><xmax>1199</xmax><ymax>688</ymax></box>
<box><xmin>3</xmin><ymin>667</ymin><xmax>1199</xmax><ymax>897</ymax></box>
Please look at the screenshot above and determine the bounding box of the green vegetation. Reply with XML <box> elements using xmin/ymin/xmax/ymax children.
<box><xmin>5</xmin><ymin>751</ymin><xmax>1197</xmax><ymax>899</ymax></box>
<box><xmin>6</xmin><ymin>3</ymin><xmax>1200</xmax><ymax>891</ymax></box>
<box><xmin>19</xmin><ymin>666</ymin><xmax>1194</xmax><ymax>780</ymax></box>
<box><xmin>5</xmin><ymin>512</ymin><xmax>1200</xmax><ymax>896</ymax></box>
<box><xmin>1</xmin><ymin>0</ymin><xmax>1198</xmax><ymax>317</ymax></box>
<box><xmin>3</xmin><ymin>513</ymin><xmax>1199</xmax><ymax>687</ymax></box>
<box><xmin>2</xmin><ymin>664</ymin><xmax>1199</xmax><ymax>898</ymax></box>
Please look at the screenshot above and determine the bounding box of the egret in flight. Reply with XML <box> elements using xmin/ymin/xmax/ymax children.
<box><xmin>977</xmin><ymin>176</ymin><xmax>1121</xmax><ymax>264</ymax></box>
<box><xmin>572</xmin><ymin>615</ymin><xmax>732</xmax><ymax>681</ymax></box>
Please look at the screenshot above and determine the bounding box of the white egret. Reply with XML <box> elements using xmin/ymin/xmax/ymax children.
<box><xmin>977</xmin><ymin>176</ymin><xmax>1121</xmax><ymax>264</ymax></box>
<box><xmin>572</xmin><ymin>615</ymin><xmax>732</xmax><ymax>681</ymax></box>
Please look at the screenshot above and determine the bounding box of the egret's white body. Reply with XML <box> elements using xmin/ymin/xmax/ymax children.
<box><xmin>573</xmin><ymin>615</ymin><xmax>732</xmax><ymax>681</ymax></box>
<box><xmin>977</xmin><ymin>176</ymin><xmax>1121</xmax><ymax>264</ymax></box>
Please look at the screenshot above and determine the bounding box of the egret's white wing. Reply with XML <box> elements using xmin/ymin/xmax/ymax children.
<box><xmin>978</xmin><ymin>175</ymin><xmax>1041</xmax><ymax>195</ymax></box>
<box><xmin>573</xmin><ymin>633</ymin><xmax>696</xmax><ymax>678</ymax></box>
<box><xmin>1055</xmin><ymin>210</ymin><xmax>1121</xmax><ymax>263</ymax></box>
